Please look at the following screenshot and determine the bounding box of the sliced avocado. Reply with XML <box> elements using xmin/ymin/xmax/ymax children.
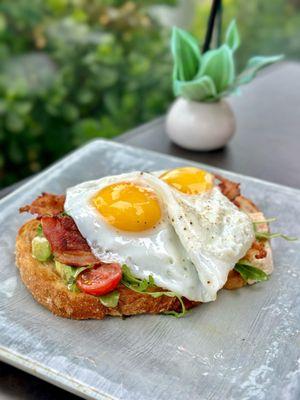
<box><xmin>32</xmin><ymin>236</ymin><xmax>51</xmax><ymax>261</ymax></box>
<box><xmin>54</xmin><ymin>261</ymin><xmax>89</xmax><ymax>292</ymax></box>
<box><xmin>54</xmin><ymin>260</ymin><xmax>75</xmax><ymax>282</ymax></box>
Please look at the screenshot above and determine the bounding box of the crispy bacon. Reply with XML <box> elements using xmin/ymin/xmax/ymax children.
<box><xmin>20</xmin><ymin>193</ymin><xmax>65</xmax><ymax>217</ymax></box>
<box><xmin>21</xmin><ymin>174</ymin><xmax>262</xmax><ymax>268</ymax></box>
<box><xmin>41</xmin><ymin>216</ymin><xmax>99</xmax><ymax>267</ymax></box>
<box><xmin>21</xmin><ymin>175</ymin><xmax>241</xmax><ymax>217</ymax></box>
<box><xmin>245</xmin><ymin>240</ymin><xmax>267</xmax><ymax>260</ymax></box>
<box><xmin>215</xmin><ymin>174</ymin><xmax>241</xmax><ymax>201</ymax></box>
<box><xmin>234</xmin><ymin>195</ymin><xmax>259</xmax><ymax>213</ymax></box>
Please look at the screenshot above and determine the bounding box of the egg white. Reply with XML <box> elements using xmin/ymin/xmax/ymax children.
<box><xmin>146</xmin><ymin>174</ymin><xmax>255</xmax><ymax>301</ymax></box>
<box><xmin>65</xmin><ymin>171</ymin><xmax>255</xmax><ymax>302</ymax></box>
<box><xmin>64</xmin><ymin>172</ymin><xmax>203</xmax><ymax>300</ymax></box>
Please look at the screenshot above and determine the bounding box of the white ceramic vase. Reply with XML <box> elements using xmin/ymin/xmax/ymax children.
<box><xmin>166</xmin><ymin>97</ymin><xmax>236</xmax><ymax>151</ymax></box>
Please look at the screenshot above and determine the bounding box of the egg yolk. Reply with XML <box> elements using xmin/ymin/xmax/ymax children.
<box><xmin>93</xmin><ymin>182</ymin><xmax>161</xmax><ymax>232</ymax></box>
<box><xmin>160</xmin><ymin>167</ymin><xmax>214</xmax><ymax>195</ymax></box>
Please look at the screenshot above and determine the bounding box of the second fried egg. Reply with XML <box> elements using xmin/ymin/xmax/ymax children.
<box><xmin>64</xmin><ymin>168</ymin><xmax>254</xmax><ymax>302</ymax></box>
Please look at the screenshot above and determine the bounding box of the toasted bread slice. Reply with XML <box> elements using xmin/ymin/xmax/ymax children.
<box><xmin>16</xmin><ymin>219</ymin><xmax>199</xmax><ymax>319</ymax></box>
<box><xmin>15</xmin><ymin>195</ymin><xmax>273</xmax><ymax>319</ymax></box>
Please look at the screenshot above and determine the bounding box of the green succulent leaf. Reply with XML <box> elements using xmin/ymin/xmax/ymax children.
<box><xmin>235</xmin><ymin>55</ymin><xmax>284</xmax><ymax>86</ymax></box>
<box><xmin>171</xmin><ymin>26</ymin><xmax>201</xmax><ymax>82</ymax></box>
<box><xmin>174</xmin><ymin>75</ymin><xmax>217</xmax><ymax>101</ymax></box>
<box><xmin>225</xmin><ymin>19</ymin><xmax>240</xmax><ymax>52</ymax></box>
<box><xmin>199</xmin><ymin>44</ymin><xmax>235</xmax><ymax>93</ymax></box>
<box><xmin>234</xmin><ymin>261</ymin><xmax>268</xmax><ymax>282</ymax></box>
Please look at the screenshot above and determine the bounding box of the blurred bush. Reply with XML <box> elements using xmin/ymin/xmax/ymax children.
<box><xmin>0</xmin><ymin>0</ymin><xmax>175</xmax><ymax>187</ymax></box>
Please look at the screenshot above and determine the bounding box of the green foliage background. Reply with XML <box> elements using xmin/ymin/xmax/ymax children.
<box><xmin>1</xmin><ymin>0</ymin><xmax>300</xmax><ymax>188</ymax></box>
<box><xmin>0</xmin><ymin>0</ymin><xmax>176</xmax><ymax>187</ymax></box>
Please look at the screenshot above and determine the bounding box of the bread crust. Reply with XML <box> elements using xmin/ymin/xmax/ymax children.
<box><xmin>15</xmin><ymin>195</ymin><xmax>273</xmax><ymax>319</ymax></box>
<box><xmin>16</xmin><ymin>219</ymin><xmax>198</xmax><ymax>319</ymax></box>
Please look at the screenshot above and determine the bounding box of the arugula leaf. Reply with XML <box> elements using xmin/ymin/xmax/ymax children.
<box><xmin>122</xmin><ymin>264</ymin><xmax>155</xmax><ymax>291</ymax></box>
<box><xmin>67</xmin><ymin>265</ymin><xmax>92</xmax><ymax>290</ymax></box>
<box><xmin>252</xmin><ymin>217</ymin><xmax>277</xmax><ymax>225</ymax></box>
<box><xmin>255</xmin><ymin>231</ymin><xmax>298</xmax><ymax>241</ymax></box>
<box><xmin>121</xmin><ymin>265</ymin><xmax>186</xmax><ymax>318</ymax></box>
<box><xmin>234</xmin><ymin>261</ymin><xmax>268</xmax><ymax>282</ymax></box>
<box><xmin>148</xmin><ymin>275</ymin><xmax>155</xmax><ymax>286</ymax></box>
<box><xmin>99</xmin><ymin>291</ymin><xmax>120</xmax><ymax>308</ymax></box>
<box><xmin>36</xmin><ymin>224</ymin><xmax>43</xmax><ymax>237</ymax></box>
<box><xmin>122</xmin><ymin>264</ymin><xmax>141</xmax><ymax>284</ymax></box>
<box><xmin>252</xmin><ymin>218</ymin><xmax>297</xmax><ymax>241</ymax></box>
<box><xmin>67</xmin><ymin>282</ymin><xmax>81</xmax><ymax>293</ymax></box>
<box><xmin>59</xmin><ymin>211</ymin><xmax>70</xmax><ymax>217</ymax></box>
<box><xmin>54</xmin><ymin>261</ymin><xmax>92</xmax><ymax>292</ymax></box>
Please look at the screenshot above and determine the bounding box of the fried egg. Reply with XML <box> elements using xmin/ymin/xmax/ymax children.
<box><xmin>64</xmin><ymin>167</ymin><xmax>254</xmax><ymax>302</ymax></box>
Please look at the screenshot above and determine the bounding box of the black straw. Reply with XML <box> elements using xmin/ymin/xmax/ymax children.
<box><xmin>202</xmin><ymin>0</ymin><xmax>222</xmax><ymax>53</ymax></box>
<box><xmin>216</xmin><ymin>0</ymin><xmax>223</xmax><ymax>47</ymax></box>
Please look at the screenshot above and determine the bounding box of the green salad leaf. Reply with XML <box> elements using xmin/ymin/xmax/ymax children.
<box><xmin>234</xmin><ymin>261</ymin><xmax>268</xmax><ymax>282</ymax></box>
<box><xmin>122</xmin><ymin>264</ymin><xmax>156</xmax><ymax>291</ymax></box>
<box><xmin>67</xmin><ymin>265</ymin><xmax>92</xmax><ymax>292</ymax></box>
<box><xmin>54</xmin><ymin>260</ymin><xmax>91</xmax><ymax>292</ymax></box>
<box><xmin>252</xmin><ymin>217</ymin><xmax>277</xmax><ymax>225</ymax></box>
<box><xmin>59</xmin><ymin>211</ymin><xmax>70</xmax><ymax>217</ymax></box>
<box><xmin>36</xmin><ymin>223</ymin><xmax>43</xmax><ymax>237</ymax></box>
<box><xmin>255</xmin><ymin>231</ymin><xmax>298</xmax><ymax>241</ymax></box>
<box><xmin>252</xmin><ymin>217</ymin><xmax>297</xmax><ymax>241</ymax></box>
<box><xmin>121</xmin><ymin>264</ymin><xmax>186</xmax><ymax>318</ymax></box>
<box><xmin>99</xmin><ymin>291</ymin><xmax>120</xmax><ymax>308</ymax></box>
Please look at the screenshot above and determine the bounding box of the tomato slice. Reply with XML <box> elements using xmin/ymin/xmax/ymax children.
<box><xmin>77</xmin><ymin>263</ymin><xmax>122</xmax><ymax>296</ymax></box>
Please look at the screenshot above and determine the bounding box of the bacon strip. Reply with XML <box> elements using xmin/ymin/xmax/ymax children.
<box><xmin>233</xmin><ymin>195</ymin><xmax>259</xmax><ymax>213</ymax></box>
<box><xmin>21</xmin><ymin>175</ymin><xmax>241</xmax><ymax>217</ymax></box>
<box><xmin>215</xmin><ymin>174</ymin><xmax>240</xmax><ymax>201</ymax></box>
<box><xmin>41</xmin><ymin>216</ymin><xmax>99</xmax><ymax>267</ymax></box>
<box><xmin>20</xmin><ymin>193</ymin><xmax>65</xmax><ymax>217</ymax></box>
<box><xmin>21</xmin><ymin>174</ymin><xmax>255</xmax><ymax>268</ymax></box>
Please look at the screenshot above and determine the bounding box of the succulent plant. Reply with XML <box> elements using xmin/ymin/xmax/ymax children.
<box><xmin>171</xmin><ymin>20</ymin><xmax>283</xmax><ymax>102</ymax></box>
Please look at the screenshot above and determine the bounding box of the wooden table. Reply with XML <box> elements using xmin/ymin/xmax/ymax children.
<box><xmin>1</xmin><ymin>61</ymin><xmax>299</xmax><ymax>400</ymax></box>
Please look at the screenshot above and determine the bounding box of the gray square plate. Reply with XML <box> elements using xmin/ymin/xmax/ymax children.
<box><xmin>0</xmin><ymin>139</ymin><xmax>299</xmax><ymax>400</ymax></box>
